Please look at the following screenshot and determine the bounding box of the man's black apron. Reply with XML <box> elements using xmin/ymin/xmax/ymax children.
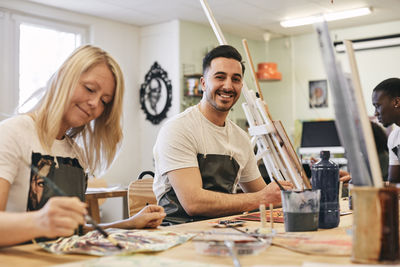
<box><xmin>159</xmin><ymin>153</ymin><xmax>239</xmax><ymax>224</ymax></box>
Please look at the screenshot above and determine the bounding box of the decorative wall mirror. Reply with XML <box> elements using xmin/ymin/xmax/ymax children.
<box><xmin>140</xmin><ymin>62</ymin><xmax>172</xmax><ymax>125</ymax></box>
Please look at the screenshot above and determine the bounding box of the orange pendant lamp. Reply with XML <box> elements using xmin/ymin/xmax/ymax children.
<box><xmin>256</xmin><ymin>62</ymin><xmax>282</xmax><ymax>81</ymax></box>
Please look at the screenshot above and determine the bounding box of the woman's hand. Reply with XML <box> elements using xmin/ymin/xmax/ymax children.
<box><xmin>125</xmin><ymin>205</ymin><xmax>166</xmax><ymax>229</ymax></box>
<box><xmin>34</xmin><ymin>197</ymin><xmax>87</xmax><ymax>238</ymax></box>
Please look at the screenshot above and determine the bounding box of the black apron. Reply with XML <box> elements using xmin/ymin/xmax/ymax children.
<box><xmin>27</xmin><ymin>153</ymin><xmax>87</xmax><ymax>241</ymax></box>
<box><xmin>392</xmin><ymin>145</ymin><xmax>400</xmax><ymax>162</ymax></box>
<box><xmin>160</xmin><ymin>153</ymin><xmax>239</xmax><ymax>224</ymax></box>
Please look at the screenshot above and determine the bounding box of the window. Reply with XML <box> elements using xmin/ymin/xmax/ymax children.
<box><xmin>15</xmin><ymin>15</ymin><xmax>86</xmax><ymax>112</ymax></box>
<box><xmin>19</xmin><ymin>23</ymin><xmax>83</xmax><ymax>111</ymax></box>
<box><xmin>0</xmin><ymin>10</ymin><xmax>87</xmax><ymax>116</ymax></box>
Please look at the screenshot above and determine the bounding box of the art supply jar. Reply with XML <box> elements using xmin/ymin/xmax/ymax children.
<box><xmin>311</xmin><ymin>150</ymin><xmax>340</xmax><ymax>229</ymax></box>
<box><xmin>348</xmin><ymin>183</ymin><xmax>353</xmax><ymax>210</ymax></box>
<box><xmin>352</xmin><ymin>186</ymin><xmax>399</xmax><ymax>263</ymax></box>
<box><xmin>281</xmin><ymin>189</ymin><xmax>320</xmax><ymax>232</ymax></box>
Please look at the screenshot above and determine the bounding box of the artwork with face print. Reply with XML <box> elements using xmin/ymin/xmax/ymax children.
<box><xmin>28</xmin><ymin>153</ymin><xmax>86</xmax><ymax>211</ymax></box>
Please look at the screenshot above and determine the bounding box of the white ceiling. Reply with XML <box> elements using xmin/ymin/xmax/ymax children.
<box><xmin>25</xmin><ymin>0</ymin><xmax>400</xmax><ymax>40</ymax></box>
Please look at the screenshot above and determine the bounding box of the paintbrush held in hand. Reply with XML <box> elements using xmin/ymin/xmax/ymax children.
<box><xmin>29</xmin><ymin>164</ymin><xmax>124</xmax><ymax>250</ymax></box>
<box><xmin>271</xmin><ymin>174</ymin><xmax>286</xmax><ymax>191</ymax></box>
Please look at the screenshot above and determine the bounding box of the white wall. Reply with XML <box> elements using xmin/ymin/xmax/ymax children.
<box><xmin>277</xmin><ymin>20</ymin><xmax>400</xmax><ymax>122</ymax></box>
<box><xmin>334</xmin><ymin>20</ymin><xmax>400</xmax><ymax>115</ymax></box>
<box><xmin>138</xmin><ymin>20</ymin><xmax>180</xmax><ymax>174</ymax></box>
<box><xmin>291</xmin><ymin>32</ymin><xmax>333</xmax><ymax>121</ymax></box>
<box><xmin>259</xmin><ymin>37</ymin><xmax>295</xmax><ymax>135</ymax></box>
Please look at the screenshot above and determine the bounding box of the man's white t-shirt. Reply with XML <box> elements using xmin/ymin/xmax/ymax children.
<box><xmin>388</xmin><ymin>125</ymin><xmax>400</xmax><ymax>166</ymax></box>
<box><xmin>153</xmin><ymin>105</ymin><xmax>261</xmax><ymax>201</ymax></box>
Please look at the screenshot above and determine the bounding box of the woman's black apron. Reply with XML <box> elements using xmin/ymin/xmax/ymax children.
<box><xmin>27</xmin><ymin>152</ymin><xmax>87</xmax><ymax>241</ymax></box>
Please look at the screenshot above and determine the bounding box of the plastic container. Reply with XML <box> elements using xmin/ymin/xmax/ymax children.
<box><xmin>281</xmin><ymin>189</ymin><xmax>320</xmax><ymax>232</ymax></box>
<box><xmin>311</xmin><ymin>150</ymin><xmax>340</xmax><ymax>229</ymax></box>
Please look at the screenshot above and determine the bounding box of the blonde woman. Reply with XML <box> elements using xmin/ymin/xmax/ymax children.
<box><xmin>0</xmin><ymin>45</ymin><xmax>165</xmax><ymax>247</ymax></box>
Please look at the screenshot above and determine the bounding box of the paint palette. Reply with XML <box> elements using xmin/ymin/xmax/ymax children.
<box><xmin>192</xmin><ymin>230</ymin><xmax>272</xmax><ymax>256</ymax></box>
<box><xmin>212</xmin><ymin>220</ymin><xmax>246</xmax><ymax>228</ymax></box>
<box><xmin>193</xmin><ymin>239</ymin><xmax>271</xmax><ymax>256</ymax></box>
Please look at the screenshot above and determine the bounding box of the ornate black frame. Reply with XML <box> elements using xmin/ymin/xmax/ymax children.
<box><xmin>140</xmin><ymin>62</ymin><xmax>172</xmax><ymax>124</ymax></box>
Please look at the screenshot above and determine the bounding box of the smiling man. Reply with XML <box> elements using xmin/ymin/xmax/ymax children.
<box><xmin>372</xmin><ymin>77</ymin><xmax>400</xmax><ymax>183</ymax></box>
<box><xmin>153</xmin><ymin>45</ymin><xmax>292</xmax><ymax>224</ymax></box>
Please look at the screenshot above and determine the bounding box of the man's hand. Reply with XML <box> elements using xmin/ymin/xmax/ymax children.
<box><xmin>339</xmin><ymin>170</ymin><xmax>351</xmax><ymax>183</ymax></box>
<box><xmin>258</xmin><ymin>181</ymin><xmax>293</xmax><ymax>206</ymax></box>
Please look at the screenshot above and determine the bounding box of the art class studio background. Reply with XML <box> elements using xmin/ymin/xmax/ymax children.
<box><xmin>1</xmin><ymin>0</ymin><xmax>400</xmax><ymax>222</ymax></box>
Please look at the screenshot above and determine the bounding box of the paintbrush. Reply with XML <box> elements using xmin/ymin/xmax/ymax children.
<box><xmin>29</xmin><ymin>164</ymin><xmax>124</xmax><ymax>250</ymax></box>
<box><xmin>259</xmin><ymin>204</ymin><xmax>266</xmax><ymax>229</ymax></box>
<box><xmin>227</xmin><ymin>225</ymin><xmax>264</xmax><ymax>242</ymax></box>
<box><xmin>269</xmin><ymin>203</ymin><xmax>274</xmax><ymax>230</ymax></box>
<box><xmin>270</xmin><ymin>174</ymin><xmax>286</xmax><ymax>191</ymax></box>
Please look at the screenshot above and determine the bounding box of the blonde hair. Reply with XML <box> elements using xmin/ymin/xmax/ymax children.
<box><xmin>30</xmin><ymin>45</ymin><xmax>124</xmax><ymax>175</ymax></box>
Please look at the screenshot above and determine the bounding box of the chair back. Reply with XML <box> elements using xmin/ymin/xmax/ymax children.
<box><xmin>128</xmin><ymin>171</ymin><xmax>157</xmax><ymax>217</ymax></box>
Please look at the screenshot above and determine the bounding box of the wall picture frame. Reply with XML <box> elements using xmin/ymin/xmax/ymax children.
<box><xmin>309</xmin><ymin>79</ymin><xmax>328</xmax><ymax>108</ymax></box>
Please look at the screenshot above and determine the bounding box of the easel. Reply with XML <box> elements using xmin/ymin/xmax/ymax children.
<box><xmin>200</xmin><ymin>0</ymin><xmax>310</xmax><ymax>190</ymax></box>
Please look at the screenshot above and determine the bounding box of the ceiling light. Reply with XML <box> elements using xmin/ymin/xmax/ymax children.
<box><xmin>280</xmin><ymin>7</ymin><xmax>372</xmax><ymax>28</ymax></box>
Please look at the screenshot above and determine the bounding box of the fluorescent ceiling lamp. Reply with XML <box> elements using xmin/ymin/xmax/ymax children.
<box><xmin>334</xmin><ymin>34</ymin><xmax>400</xmax><ymax>53</ymax></box>
<box><xmin>280</xmin><ymin>7</ymin><xmax>372</xmax><ymax>28</ymax></box>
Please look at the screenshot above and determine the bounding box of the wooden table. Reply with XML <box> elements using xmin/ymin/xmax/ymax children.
<box><xmin>85</xmin><ymin>189</ymin><xmax>128</xmax><ymax>223</ymax></box>
<box><xmin>0</xmin><ymin>212</ymin><xmax>356</xmax><ymax>266</ymax></box>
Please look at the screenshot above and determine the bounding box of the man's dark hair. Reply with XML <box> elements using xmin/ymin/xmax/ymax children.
<box><xmin>373</xmin><ymin>78</ymin><xmax>400</xmax><ymax>98</ymax></box>
<box><xmin>202</xmin><ymin>45</ymin><xmax>245</xmax><ymax>75</ymax></box>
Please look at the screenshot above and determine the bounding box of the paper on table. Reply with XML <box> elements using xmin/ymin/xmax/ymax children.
<box><xmin>272</xmin><ymin>232</ymin><xmax>352</xmax><ymax>256</ymax></box>
<box><xmin>86</xmin><ymin>186</ymin><xmax>124</xmax><ymax>193</ymax></box>
<box><xmin>303</xmin><ymin>263</ymin><xmax>388</xmax><ymax>267</ymax></box>
<box><xmin>252</xmin><ymin>264</ymin><xmax>387</xmax><ymax>267</ymax></box>
<box><xmin>52</xmin><ymin>255</ymin><xmax>230</xmax><ymax>267</ymax></box>
<box><xmin>39</xmin><ymin>229</ymin><xmax>195</xmax><ymax>256</ymax></box>
<box><xmin>251</xmin><ymin>262</ymin><xmax>399</xmax><ymax>267</ymax></box>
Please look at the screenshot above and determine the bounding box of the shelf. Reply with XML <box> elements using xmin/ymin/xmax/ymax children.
<box><xmin>184</xmin><ymin>74</ymin><xmax>202</xmax><ymax>78</ymax></box>
<box><xmin>184</xmin><ymin>73</ymin><xmax>202</xmax><ymax>98</ymax></box>
<box><xmin>259</xmin><ymin>78</ymin><xmax>281</xmax><ymax>82</ymax></box>
<box><xmin>185</xmin><ymin>93</ymin><xmax>203</xmax><ymax>97</ymax></box>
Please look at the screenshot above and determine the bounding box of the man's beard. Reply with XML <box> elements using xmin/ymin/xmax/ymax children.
<box><xmin>205</xmin><ymin>89</ymin><xmax>237</xmax><ymax>112</ymax></box>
